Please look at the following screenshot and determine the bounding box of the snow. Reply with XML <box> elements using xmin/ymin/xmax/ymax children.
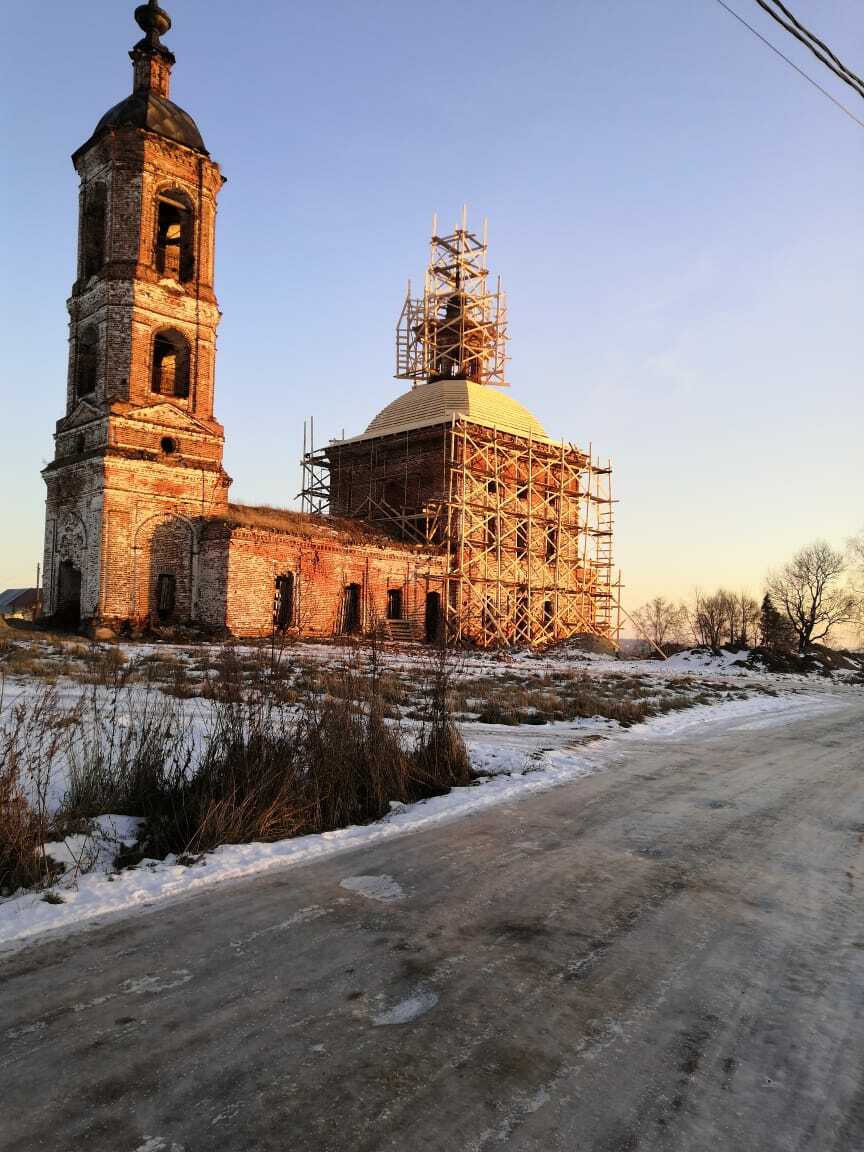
<box><xmin>42</xmin><ymin>815</ymin><xmax>142</xmax><ymax>876</ymax></box>
<box><xmin>372</xmin><ymin>989</ymin><xmax>439</xmax><ymax>1026</ymax></box>
<box><xmin>0</xmin><ymin>681</ymin><xmax>849</xmax><ymax>955</ymax></box>
<box><xmin>339</xmin><ymin>874</ymin><xmax>406</xmax><ymax>903</ymax></box>
<box><xmin>662</xmin><ymin>648</ymin><xmax>750</xmax><ymax>672</ymax></box>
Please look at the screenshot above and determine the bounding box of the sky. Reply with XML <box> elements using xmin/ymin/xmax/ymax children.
<box><xmin>1</xmin><ymin>0</ymin><xmax>861</xmax><ymax>614</ymax></box>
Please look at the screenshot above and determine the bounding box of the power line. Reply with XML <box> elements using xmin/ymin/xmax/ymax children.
<box><xmin>754</xmin><ymin>0</ymin><xmax>864</xmax><ymax>99</ymax></box>
<box><xmin>710</xmin><ymin>0</ymin><xmax>864</xmax><ymax>131</ymax></box>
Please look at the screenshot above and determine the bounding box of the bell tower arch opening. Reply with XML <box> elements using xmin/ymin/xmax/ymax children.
<box><xmin>76</xmin><ymin>327</ymin><xmax>99</xmax><ymax>399</ymax></box>
<box><xmin>155</xmin><ymin>189</ymin><xmax>194</xmax><ymax>283</ymax></box>
<box><xmin>80</xmin><ymin>183</ymin><xmax>107</xmax><ymax>281</ymax></box>
<box><xmin>151</xmin><ymin>329</ymin><xmax>191</xmax><ymax>398</ymax></box>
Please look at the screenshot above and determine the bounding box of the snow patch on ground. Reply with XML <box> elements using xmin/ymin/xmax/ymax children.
<box><xmin>121</xmin><ymin>969</ymin><xmax>193</xmax><ymax>996</ymax></box>
<box><xmin>372</xmin><ymin>989</ymin><xmax>439</xmax><ymax>1026</ymax></box>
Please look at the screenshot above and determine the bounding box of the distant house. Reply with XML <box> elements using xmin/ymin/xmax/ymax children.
<box><xmin>0</xmin><ymin>588</ymin><xmax>39</xmax><ymax>619</ymax></box>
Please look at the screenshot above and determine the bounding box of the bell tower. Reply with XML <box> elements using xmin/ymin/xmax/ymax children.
<box><xmin>42</xmin><ymin>1</ymin><xmax>230</xmax><ymax>629</ymax></box>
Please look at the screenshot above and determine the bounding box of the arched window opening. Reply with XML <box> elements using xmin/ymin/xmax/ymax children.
<box><xmin>155</xmin><ymin>192</ymin><xmax>194</xmax><ymax>283</ymax></box>
<box><xmin>81</xmin><ymin>184</ymin><xmax>106</xmax><ymax>279</ymax></box>
<box><xmin>274</xmin><ymin>573</ymin><xmax>295</xmax><ymax>631</ymax></box>
<box><xmin>76</xmin><ymin>328</ymin><xmax>98</xmax><ymax>398</ymax></box>
<box><xmin>151</xmin><ymin>330</ymin><xmax>190</xmax><ymax>399</ymax></box>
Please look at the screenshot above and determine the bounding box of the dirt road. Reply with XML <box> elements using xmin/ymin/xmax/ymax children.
<box><xmin>2</xmin><ymin>698</ymin><xmax>863</xmax><ymax>1151</ymax></box>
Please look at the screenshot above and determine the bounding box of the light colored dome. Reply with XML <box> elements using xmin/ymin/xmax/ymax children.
<box><xmin>363</xmin><ymin>379</ymin><xmax>548</xmax><ymax>441</ymax></box>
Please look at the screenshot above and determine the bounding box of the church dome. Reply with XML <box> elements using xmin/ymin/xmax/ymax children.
<box><xmin>363</xmin><ymin>378</ymin><xmax>548</xmax><ymax>441</ymax></box>
<box><xmin>91</xmin><ymin>92</ymin><xmax>207</xmax><ymax>154</ymax></box>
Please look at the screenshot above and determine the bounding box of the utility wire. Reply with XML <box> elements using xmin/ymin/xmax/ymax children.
<box><xmin>754</xmin><ymin>0</ymin><xmax>864</xmax><ymax>99</ymax></box>
<box><xmin>710</xmin><ymin>0</ymin><xmax>864</xmax><ymax>130</ymax></box>
<box><xmin>762</xmin><ymin>0</ymin><xmax>864</xmax><ymax>93</ymax></box>
<box><xmin>770</xmin><ymin>0</ymin><xmax>863</xmax><ymax>86</ymax></box>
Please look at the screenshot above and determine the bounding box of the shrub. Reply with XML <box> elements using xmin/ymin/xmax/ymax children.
<box><xmin>408</xmin><ymin>643</ymin><xmax>473</xmax><ymax>797</ymax></box>
<box><xmin>62</xmin><ymin>684</ymin><xmax>192</xmax><ymax>819</ymax></box>
<box><xmin>9</xmin><ymin>638</ymin><xmax>476</xmax><ymax>884</ymax></box>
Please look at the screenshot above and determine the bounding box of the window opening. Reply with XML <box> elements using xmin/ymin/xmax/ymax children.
<box><xmin>156</xmin><ymin>573</ymin><xmax>176</xmax><ymax>619</ymax></box>
<box><xmin>76</xmin><ymin>328</ymin><xmax>98</xmax><ymax>397</ymax></box>
<box><xmin>387</xmin><ymin>588</ymin><xmax>403</xmax><ymax>620</ymax></box>
<box><xmin>155</xmin><ymin>195</ymin><xmax>194</xmax><ymax>283</ymax></box>
<box><xmin>81</xmin><ymin>184</ymin><xmax>106</xmax><ymax>279</ymax></box>
<box><xmin>152</xmin><ymin>330</ymin><xmax>190</xmax><ymax>398</ymax></box>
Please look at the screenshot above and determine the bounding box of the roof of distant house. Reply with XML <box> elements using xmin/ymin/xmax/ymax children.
<box><xmin>0</xmin><ymin>588</ymin><xmax>38</xmax><ymax>611</ymax></box>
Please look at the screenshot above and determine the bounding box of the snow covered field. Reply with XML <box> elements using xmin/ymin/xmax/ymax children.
<box><xmin>0</xmin><ymin>634</ymin><xmax>859</xmax><ymax>952</ymax></box>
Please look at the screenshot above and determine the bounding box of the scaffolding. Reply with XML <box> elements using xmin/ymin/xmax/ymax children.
<box><xmin>299</xmin><ymin>417</ymin><xmax>329</xmax><ymax>515</ymax></box>
<box><xmin>396</xmin><ymin>211</ymin><xmax>508</xmax><ymax>389</ymax></box>
<box><xmin>300</xmin><ymin>416</ymin><xmax>620</xmax><ymax>648</ymax></box>
<box><xmin>433</xmin><ymin>419</ymin><xmax>618</xmax><ymax>646</ymax></box>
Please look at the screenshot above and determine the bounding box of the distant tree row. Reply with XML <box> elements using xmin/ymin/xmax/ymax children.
<box><xmin>634</xmin><ymin>535</ymin><xmax>863</xmax><ymax>655</ymax></box>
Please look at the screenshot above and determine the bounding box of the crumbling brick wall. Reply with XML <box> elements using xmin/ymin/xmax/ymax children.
<box><xmin>195</xmin><ymin>514</ymin><xmax>446</xmax><ymax>639</ymax></box>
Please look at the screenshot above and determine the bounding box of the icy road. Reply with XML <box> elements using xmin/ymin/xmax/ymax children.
<box><xmin>2</xmin><ymin>697</ymin><xmax>863</xmax><ymax>1151</ymax></box>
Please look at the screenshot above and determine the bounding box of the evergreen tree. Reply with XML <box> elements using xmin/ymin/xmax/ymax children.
<box><xmin>759</xmin><ymin>593</ymin><xmax>795</xmax><ymax>652</ymax></box>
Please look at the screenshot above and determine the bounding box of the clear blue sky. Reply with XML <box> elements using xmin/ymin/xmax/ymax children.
<box><xmin>1</xmin><ymin>0</ymin><xmax>861</xmax><ymax>611</ymax></box>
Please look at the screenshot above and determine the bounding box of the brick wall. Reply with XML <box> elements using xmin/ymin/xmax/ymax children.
<box><xmin>194</xmin><ymin>519</ymin><xmax>447</xmax><ymax>639</ymax></box>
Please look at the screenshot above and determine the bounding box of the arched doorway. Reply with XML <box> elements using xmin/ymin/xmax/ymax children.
<box><xmin>56</xmin><ymin>560</ymin><xmax>82</xmax><ymax>628</ymax></box>
<box><xmin>424</xmin><ymin>591</ymin><xmax>442</xmax><ymax>643</ymax></box>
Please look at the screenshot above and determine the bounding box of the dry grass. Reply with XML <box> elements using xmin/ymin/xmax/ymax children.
<box><xmin>452</xmin><ymin>669</ymin><xmax>720</xmax><ymax>728</ymax></box>
<box><xmin>0</xmin><ymin>683</ymin><xmax>66</xmax><ymax>893</ymax></box>
<box><xmin>2</xmin><ymin>641</ymin><xmax>474</xmax><ymax>887</ymax></box>
<box><xmin>225</xmin><ymin>503</ymin><xmax>426</xmax><ymax>549</ymax></box>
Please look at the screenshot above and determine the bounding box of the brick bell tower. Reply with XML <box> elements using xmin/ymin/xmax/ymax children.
<box><xmin>41</xmin><ymin>0</ymin><xmax>230</xmax><ymax>629</ymax></box>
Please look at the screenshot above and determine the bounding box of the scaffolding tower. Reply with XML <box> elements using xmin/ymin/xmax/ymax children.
<box><xmin>396</xmin><ymin>211</ymin><xmax>508</xmax><ymax>389</ymax></box>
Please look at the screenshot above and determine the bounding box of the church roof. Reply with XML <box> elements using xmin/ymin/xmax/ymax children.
<box><xmin>89</xmin><ymin>92</ymin><xmax>207</xmax><ymax>155</ymax></box>
<box><xmin>361</xmin><ymin>378</ymin><xmax>549</xmax><ymax>441</ymax></box>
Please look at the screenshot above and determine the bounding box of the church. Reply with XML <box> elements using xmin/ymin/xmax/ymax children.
<box><xmin>41</xmin><ymin>1</ymin><xmax>618</xmax><ymax>648</ymax></box>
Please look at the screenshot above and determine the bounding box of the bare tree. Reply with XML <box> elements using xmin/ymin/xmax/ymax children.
<box><xmin>690</xmin><ymin>590</ymin><xmax>729</xmax><ymax>650</ymax></box>
<box><xmin>633</xmin><ymin>597</ymin><xmax>687</xmax><ymax>654</ymax></box>
<box><xmin>767</xmin><ymin>541</ymin><xmax>857</xmax><ymax>652</ymax></box>
<box><xmin>734</xmin><ymin>591</ymin><xmax>761</xmax><ymax>647</ymax></box>
<box><xmin>849</xmin><ymin>532</ymin><xmax>864</xmax><ymax>594</ymax></box>
<box><xmin>849</xmin><ymin>532</ymin><xmax>864</xmax><ymax>644</ymax></box>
